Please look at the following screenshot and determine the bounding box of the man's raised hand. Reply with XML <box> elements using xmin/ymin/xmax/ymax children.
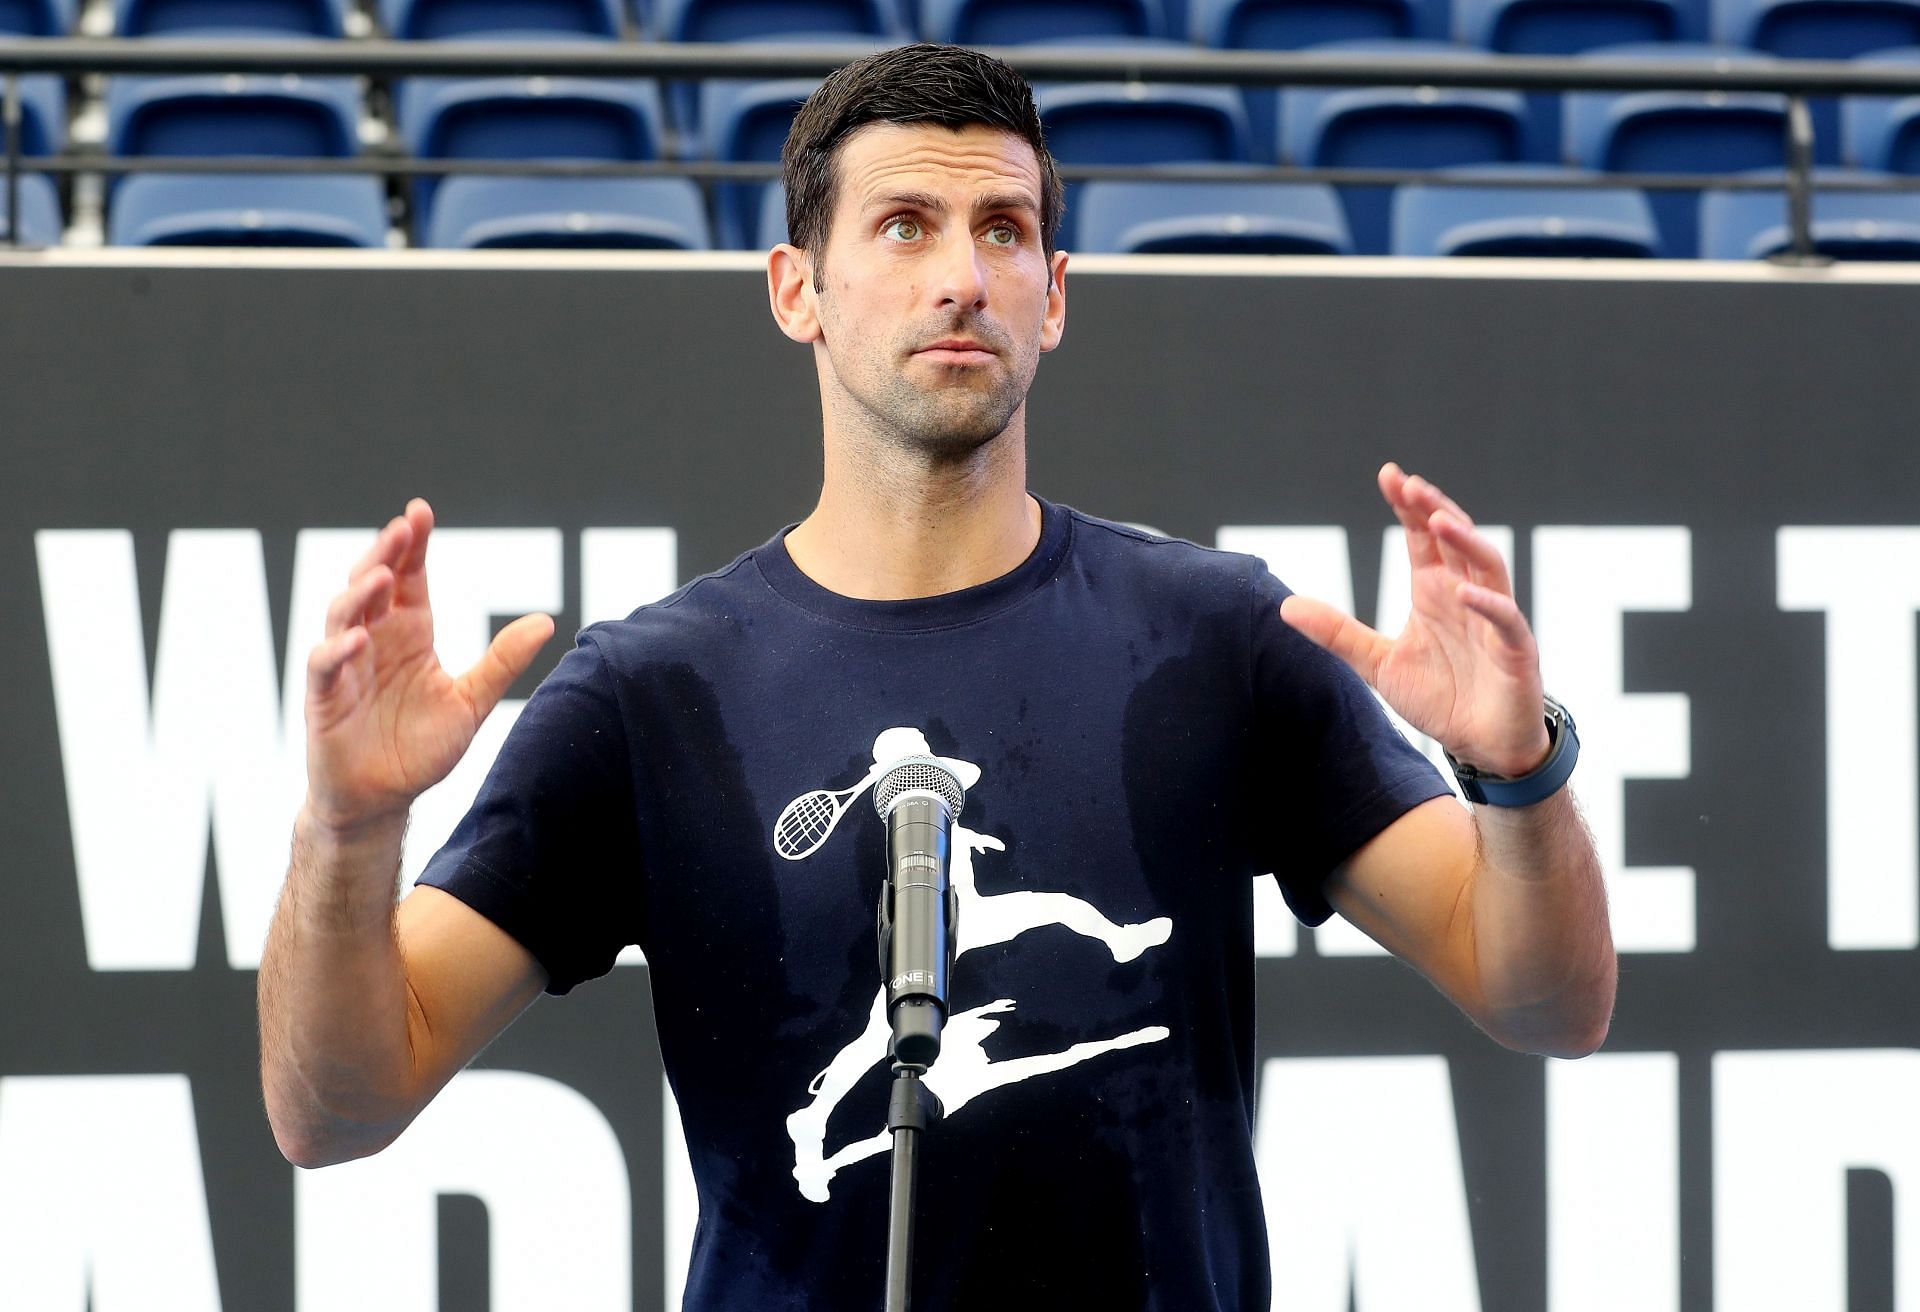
<box><xmin>1277</xmin><ymin>463</ymin><xmax>1550</xmax><ymax>778</ymax></box>
<box><xmin>303</xmin><ymin>498</ymin><xmax>555</xmax><ymax>835</ymax></box>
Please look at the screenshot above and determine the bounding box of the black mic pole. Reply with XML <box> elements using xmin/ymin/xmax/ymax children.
<box><xmin>873</xmin><ymin>758</ymin><xmax>964</xmax><ymax>1312</ymax></box>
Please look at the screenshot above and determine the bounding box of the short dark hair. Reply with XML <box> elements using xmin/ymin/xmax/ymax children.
<box><xmin>781</xmin><ymin>44</ymin><xmax>1065</xmax><ymax>265</ymax></box>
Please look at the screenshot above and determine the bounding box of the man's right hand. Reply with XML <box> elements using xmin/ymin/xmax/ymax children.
<box><xmin>302</xmin><ymin>498</ymin><xmax>555</xmax><ymax>837</ymax></box>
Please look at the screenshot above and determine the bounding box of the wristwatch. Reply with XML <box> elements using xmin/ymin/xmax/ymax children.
<box><xmin>1444</xmin><ymin>696</ymin><xmax>1580</xmax><ymax>808</ymax></box>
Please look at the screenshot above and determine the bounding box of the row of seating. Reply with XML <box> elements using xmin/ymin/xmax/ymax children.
<box><xmin>6</xmin><ymin>170</ymin><xmax>1916</xmax><ymax>259</ymax></box>
<box><xmin>8</xmin><ymin>38</ymin><xmax>1919</xmax><ymax>252</ymax></box>
<box><xmin>9</xmin><ymin>0</ymin><xmax>1920</xmax><ymax>57</ymax></box>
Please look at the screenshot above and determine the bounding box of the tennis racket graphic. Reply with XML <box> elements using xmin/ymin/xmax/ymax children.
<box><xmin>774</xmin><ymin>763</ymin><xmax>887</xmax><ymax>860</ymax></box>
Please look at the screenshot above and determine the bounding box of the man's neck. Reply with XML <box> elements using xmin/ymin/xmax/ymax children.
<box><xmin>785</xmin><ymin>422</ymin><xmax>1042</xmax><ymax>602</ymax></box>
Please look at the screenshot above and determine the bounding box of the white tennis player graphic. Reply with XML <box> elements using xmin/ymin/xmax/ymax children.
<box><xmin>778</xmin><ymin>726</ymin><xmax>1174</xmax><ymax>1203</ymax></box>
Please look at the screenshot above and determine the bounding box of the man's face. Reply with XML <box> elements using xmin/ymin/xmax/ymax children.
<box><xmin>781</xmin><ymin>121</ymin><xmax>1069</xmax><ymax>462</ymax></box>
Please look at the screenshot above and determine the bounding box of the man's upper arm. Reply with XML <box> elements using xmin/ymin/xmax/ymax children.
<box><xmin>1322</xmin><ymin>795</ymin><xmax>1487</xmax><ymax>1018</ymax></box>
<box><xmin>394</xmin><ymin>884</ymin><xmax>549</xmax><ymax>1096</ymax></box>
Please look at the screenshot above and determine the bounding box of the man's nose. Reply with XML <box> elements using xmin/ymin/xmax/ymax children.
<box><xmin>932</xmin><ymin>230</ymin><xmax>989</xmax><ymax>310</ymax></box>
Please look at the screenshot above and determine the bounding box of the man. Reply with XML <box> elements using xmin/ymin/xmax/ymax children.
<box><xmin>259</xmin><ymin>43</ymin><xmax>1614</xmax><ymax>1310</ymax></box>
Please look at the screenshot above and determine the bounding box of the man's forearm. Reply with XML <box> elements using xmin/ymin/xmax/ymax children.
<box><xmin>1467</xmin><ymin>787</ymin><xmax>1617</xmax><ymax>1058</ymax></box>
<box><xmin>258</xmin><ymin>807</ymin><xmax>425</xmax><ymax>1167</ymax></box>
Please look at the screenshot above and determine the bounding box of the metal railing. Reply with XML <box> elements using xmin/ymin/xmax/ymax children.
<box><xmin>6</xmin><ymin>37</ymin><xmax>1920</xmax><ymax>258</ymax></box>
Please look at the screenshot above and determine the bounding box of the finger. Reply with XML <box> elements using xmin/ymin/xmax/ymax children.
<box><xmin>1279</xmin><ymin>594</ymin><xmax>1391</xmax><ymax>685</ymax></box>
<box><xmin>1400</xmin><ymin>470</ymin><xmax>1477</xmax><ymax>531</ymax></box>
<box><xmin>1427</xmin><ymin>509</ymin><xmax>1482</xmax><ymax>586</ymax></box>
<box><xmin>1430</xmin><ymin>510</ymin><xmax>1514</xmax><ymax>595</ymax></box>
<box><xmin>1379</xmin><ymin>464</ymin><xmax>1444</xmax><ymax>569</ymax></box>
<box><xmin>454</xmin><ymin>612</ymin><xmax>556</xmax><ymax>721</ymax></box>
<box><xmin>1456</xmin><ymin>582</ymin><xmax>1538</xmax><ymax>661</ymax></box>
<box><xmin>324</xmin><ymin>565</ymin><xmax>394</xmax><ymax>638</ymax></box>
<box><xmin>390</xmin><ymin>498</ymin><xmax>436</xmax><ymax>604</ymax></box>
<box><xmin>306</xmin><ymin>625</ymin><xmax>369</xmax><ymax>699</ymax></box>
<box><xmin>349</xmin><ymin>514</ymin><xmax>413</xmax><ymax>584</ymax></box>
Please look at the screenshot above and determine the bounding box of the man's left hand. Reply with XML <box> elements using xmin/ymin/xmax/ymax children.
<box><xmin>1278</xmin><ymin>462</ymin><xmax>1550</xmax><ymax>777</ymax></box>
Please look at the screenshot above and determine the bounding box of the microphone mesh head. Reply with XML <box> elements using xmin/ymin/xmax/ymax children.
<box><xmin>873</xmin><ymin>755</ymin><xmax>966</xmax><ymax>820</ymax></box>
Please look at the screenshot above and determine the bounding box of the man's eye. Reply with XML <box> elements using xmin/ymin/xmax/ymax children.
<box><xmin>882</xmin><ymin>218</ymin><xmax>923</xmax><ymax>241</ymax></box>
<box><xmin>984</xmin><ymin>224</ymin><xmax>1018</xmax><ymax>246</ymax></box>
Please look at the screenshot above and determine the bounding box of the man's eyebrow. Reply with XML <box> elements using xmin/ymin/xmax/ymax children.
<box><xmin>973</xmin><ymin>192</ymin><xmax>1040</xmax><ymax>220</ymax></box>
<box><xmin>862</xmin><ymin>189</ymin><xmax>947</xmax><ymax>215</ymax></box>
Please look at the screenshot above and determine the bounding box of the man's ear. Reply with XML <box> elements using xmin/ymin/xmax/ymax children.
<box><xmin>768</xmin><ymin>243</ymin><xmax>823</xmax><ymax>343</ymax></box>
<box><xmin>1039</xmin><ymin>248</ymin><xmax>1069</xmax><ymax>353</ymax></box>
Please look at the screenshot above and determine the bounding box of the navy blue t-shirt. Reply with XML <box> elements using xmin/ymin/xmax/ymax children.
<box><xmin>419</xmin><ymin>497</ymin><xmax>1449</xmax><ymax>1311</ymax></box>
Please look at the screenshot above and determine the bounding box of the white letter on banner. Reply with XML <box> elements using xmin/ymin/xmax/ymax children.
<box><xmin>1778</xmin><ymin>528</ymin><xmax>1920</xmax><ymax>950</ymax></box>
<box><xmin>0</xmin><ymin>1075</ymin><xmax>223</xmax><ymax>1311</ymax></box>
<box><xmin>1532</xmin><ymin>528</ymin><xmax>1694</xmax><ymax>952</ymax></box>
<box><xmin>36</xmin><ymin>528</ymin><xmax>563</xmax><ymax>971</ymax></box>
<box><xmin>37</xmin><ymin>529</ymin><xmax>295</xmax><ymax>970</ymax></box>
<box><xmin>580</xmin><ymin>527</ymin><xmax>678</xmax><ymax>967</ymax></box>
<box><xmin>1714</xmin><ymin>1049</ymin><xmax>1920</xmax><ymax>1310</ymax></box>
<box><xmin>1256</xmin><ymin>1055</ymin><xmax>1482</xmax><ymax>1312</ymax></box>
<box><xmin>1547</xmin><ymin>1053</ymin><xmax>1678</xmax><ymax>1312</ymax></box>
<box><xmin>296</xmin><ymin>1070</ymin><xmax>629</xmax><ymax>1312</ymax></box>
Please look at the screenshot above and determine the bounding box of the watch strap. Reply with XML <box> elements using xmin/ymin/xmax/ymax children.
<box><xmin>1446</xmin><ymin>696</ymin><xmax>1580</xmax><ymax>808</ymax></box>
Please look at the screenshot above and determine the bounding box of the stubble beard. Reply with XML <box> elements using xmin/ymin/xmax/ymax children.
<box><xmin>826</xmin><ymin>310</ymin><xmax>1034</xmax><ymax>468</ymax></box>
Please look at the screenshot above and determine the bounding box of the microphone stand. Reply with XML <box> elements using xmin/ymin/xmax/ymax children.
<box><xmin>884</xmin><ymin>1059</ymin><xmax>942</xmax><ymax>1312</ymax></box>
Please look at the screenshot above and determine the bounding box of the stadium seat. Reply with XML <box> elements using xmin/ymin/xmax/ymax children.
<box><xmin>7</xmin><ymin>75</ymin><xmax>65</xmax><ymax>157</ymax></box>
<box><xmin>1458</xmin><ymin>0</ymin><xmax>1681</xmax><ymax>52</ymax></box>
<box><xmin>1714</xmin><ymin>0</ymin><xmax>1920</xmax><ymax>57</ymax></box>
<box><xmin>397</xmin><ymin>70</ymin><xmax>666</xmax><ymax>234</ymax></box>
<box><xmin>114</xmin><ymin>0</ymin><xmax>346</xmax><ymax>35</ymax></box>
<box><xmin>758</xmin><ymin>180</ymin><xmax>790</xmax><ymax>245</ymax></box>
<box><xmin>0</xmin><ymin>0</ymin><xmax>75</xmax><ymax>34</ymax></box>
<box><xmin>1392</xmin><ymin>164</ymin><xmax>1662</xmax><ymax>254</ymax></box>
<box><xmin>107</xmin><ymin>73</ymin><xmax>361</xmax><ymax>159</ymax></box>
<box><xmin>380</xmin><ymin>0</ymin><xmax>621</xmax><ymax>39</ymax></box>
<box><xmin>1844</xmin><ymin>46</ymin><xmax>1920</xmax><ymax>171</ymax></box>
<box><xmin>1190</xmin><ymin>0</ymin><xmax>1423</xmax><ymax>48</ymax></box>
<box><xmin>1566</xmin><ymin>43</ymin><xmax>1789</xmax><ymax>251</ymax></box>
<box><xmin>0</xmin><ymin>174</ymin><xmax>64</xmax><ymax>245</ymax></box>
<box><xmin>653</xmin><ymin>0</ymin><xmax>897</xmax><ymax>38</ymax></box>
<box><xmin>108</xmin><ymin>174</ymin><xmax>388</xmax><ymax>245</ymax></box>
<box><xmin>1037</xmin><ymin>56</ymin><xmax>1255</xmax><ymax>244</ymax></box>
<box><xmin>426</xmin><ymin>175</ymin><xmax>712</xmax><ymax>246</ymax></box>
<box><xmin>699</xmin><ymin>76</ymin><xmax>814</xmax><ymax>248</ymax></box>
<box><xmin>1280</xmin><ymin>40</ymin><xmax>1529</xmax><ymax>251</ymax></box>
<box><xmin>920</xmin><ymin>0</ymin><xmax>1162</xmax><ymax>45</ymax></box>
<box><xmin>1700</xmin><ymin>168</ymin><xmax>1920</xmax><ymax>256</ymax></box>
<box><xmin>1076</xmin><ymin>179</ymin><xmax>1354</xmax><ymax>252</ymax></box>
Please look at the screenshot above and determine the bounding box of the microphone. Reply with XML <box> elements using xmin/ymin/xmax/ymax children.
<box><xmin>873</xmin><ymin>755</ymin><xmax>966</xmax><ymax>1070</ymax></box>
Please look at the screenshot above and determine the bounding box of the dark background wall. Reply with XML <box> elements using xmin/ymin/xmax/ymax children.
<box><xmin>2</xmin><ymin>257</ymin><xmax>1917</xmax><ymax>1310</ymax></box>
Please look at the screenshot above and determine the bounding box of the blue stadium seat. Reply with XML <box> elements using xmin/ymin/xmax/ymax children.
<box><xmin>1281</xmin><ymin>40</ymin><xmax>1528</xmax><ymax>251</ymax></box>
<box><xmin>381</xmin><ymin>0</ymin><xmax>621</xmax><ymax>38</ymax></box>
<box><xmin>699</xmin><ymin>76</ymin><xmax>814</xmax><ymax>248</ymax></box>
<box><xmin>1844</xmin><ymin>46</ymin><xmax>1920</xmax><ymax>170</ymax></box>
<box><xmin>1566</xmin><ymin>43</ymin><xmax>1788</xmax><ymax>251</ymax></box>
<box><xmin>1190</xmin><ymin>0</ymin><xmax>1422</xmax><ymax>48</ymax></box>
<box><xmin>1392</xmin><ymin>164</ymin><xmax>1662</xmax><ymax>253</ymax></box>
<box><xmin>115</xmin><ymin>0</ymin><xmax>346</xmax><ymax>35</ymax></box>
<box><xmin>920</xmin><ymin>0</ymin><xmax>1162</xmax><ymax>44</ymax></box>
<box><xmin>653</xmin><ymin>0</ymin><xmax>897</xmax><ymax>37</ymax></box>
<box><xmin>109</xmin><ymin>174</ymin><xmax>388</xmax><ymax>245</ymax></box>
<box><xmin>1038</xmin><ymin>54</ymin><xmax>1255</xmax><ymax>244</ymax></box>
<box><xmin>1458</xmin><ymin>0</ymin><xmax>1680</xmax><ymax>51</ymax></box>
<box><xmin>0</xmin><ymin>174</ymin><xmax>64</xmax><ymax>245</ymax></box>
<box><xmin>426</xmin><ymin>176</ymin><xmax>711</xmax><ymax>246</ymax></box>
<box><xmin>758</xmin><ymin>180</ymin><xmax>791</xmax><ymax>245</ymax></box>
<box><xmin>397</xmin><ymin>70</ymin><xmax>666</xmax><ymax>235</ymax></box>
<box><xmin>1700</xmin><ymin>169</ymin><xmax>1920</xmax><ymax>256</ymax></box>
<box><xmin>8</xmin><ymin>75</ymin><xmax>65</xmax><ymax>156</ymax></box>
<box><xmin>1714</xmin><ymin>0</ymin><xmax>1920</xmax><ymax>56</ymax></box>
<box><xmin>107</xmin><ymin>73</ymin><xmax>361</xmax><ymax>158</ymax></box>
<box><xmin>1077</xmin><ymin>179</ymin><xmax>1353</xmax><ymax>251</ymax></box>
<box><xmin>0</xmin><ymin>0</ymin><xmax>75</xmax><ymax>34</ymax></box>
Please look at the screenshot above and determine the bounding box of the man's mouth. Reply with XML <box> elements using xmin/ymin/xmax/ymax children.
<box><xmin>914</xmin><ymin>339</ymin><xmax>997</xmax><ymax>364</ymax></box>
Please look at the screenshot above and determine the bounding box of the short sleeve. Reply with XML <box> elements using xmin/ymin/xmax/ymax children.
<box><xmin>1248</xmin><ymin>566</ymin><xmax>1452</xmax><ymax>926</ymax></box>
<box><xmin>415</xmin><ymin>630</ymin><xmax>643</xmax><ymax>995</ymax></box>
